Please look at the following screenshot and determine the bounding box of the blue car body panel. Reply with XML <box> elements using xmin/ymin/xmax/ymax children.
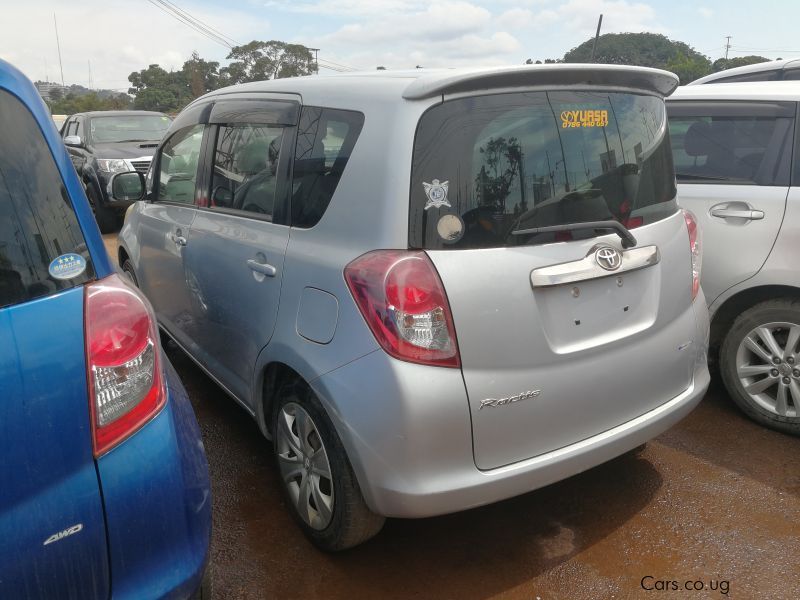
<box><xmin>98</xmin><ymin>360</ymin><xmax>211</xmax><ymax>600</ymax></box>
<box><xmin>0</xmin><ymin>58</ymin><xmax>210</xmax><ymax>599</ymax></box>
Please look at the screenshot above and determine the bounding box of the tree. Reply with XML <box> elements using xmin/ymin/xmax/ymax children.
<box><xmin>49</xmin><ymin>92</ymin><xmax>131</xmax><ymax>115</ymax></box>
<box><xmin>182</xmin><ymin>51</ymin><xmax>220</xmax><ymax>96</ymax></box>
<box><xmin>563</xmin><ymin>33</ymin><xmax>712</xmax><ymax>83</ymax></box>
<box><xmin>712</xmin><ymin>55</ymin><xmax>770</xmax><ymax>73</ymax></box>
<box><xmin>128</xmin><ymin>63</ymin><xmax>191</xmax><ymax>112</ymax></box>
<box><xmin>220</xmin><ymin>41</ymin><xmax>316</xmax><ymax>85</ymax></box>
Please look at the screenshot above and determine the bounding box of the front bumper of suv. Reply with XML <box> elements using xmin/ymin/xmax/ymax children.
<box><xmin>312</xmin><ymin>299</ymin><xmax>710</xmax><ymax>519</ymax></box>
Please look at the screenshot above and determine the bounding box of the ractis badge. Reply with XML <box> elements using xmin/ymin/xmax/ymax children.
<box><xmin>422</xmin><ymin>179</ymin><xmax>451</xmax><ymax>210</ymax></box>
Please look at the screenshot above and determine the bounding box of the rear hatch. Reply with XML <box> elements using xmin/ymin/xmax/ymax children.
<box><xmin>0</xmin><ymin>87</ymin><xmax>109</xmax><ymax>597</ymax></box>
<box><xmin>410</xmin><ymin>82</ymin><xmax>698</xmax><ymax>470</ymax></box>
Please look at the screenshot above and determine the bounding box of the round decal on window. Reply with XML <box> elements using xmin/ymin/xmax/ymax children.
<box><xmin>48</xmin><ymin>253</ymin><xmax>87</xmax><ymax>280</ymax></box>
<box><xmin>437</xmin><ymin>214</ymin><xmax>465</xmax><ymax>244</ymax></box>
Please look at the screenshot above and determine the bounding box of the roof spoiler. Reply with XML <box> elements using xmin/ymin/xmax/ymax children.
<box><xmin>402</xmin><ymin>64</ymin><xmax>679</xmax><ymax>100</ymax></box>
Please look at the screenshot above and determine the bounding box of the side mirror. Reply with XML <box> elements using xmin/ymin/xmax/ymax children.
<box><xmin>64</xmin><ymin>135</ymin><xmax>83</xmax><ymax>147</ymax></box>
<box><xmin>109</xmin><ymin>172</ymin><xmax>146</xmax><ymax>202</ymax></box>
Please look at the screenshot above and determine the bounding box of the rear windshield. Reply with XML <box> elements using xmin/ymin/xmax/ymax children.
<box><xmin>410</xmin><ymin>91</ymin><xmax>677</xmax><ymax>249</ymax></box>
<box><xmin>89</xmin><ymin>114</ymin><xmax>171</xmax><ymax>143</ymax></box>
<box><xmin>0</xmin><ymin>90</ymin><xmax>94</xmax><ymax>309</ymax></box>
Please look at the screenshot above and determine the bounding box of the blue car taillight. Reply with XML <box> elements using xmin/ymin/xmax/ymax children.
<box><xmin>84</xmin><ymin>274</ymin><xmax>165</xmax><ymax>456</ymax></box>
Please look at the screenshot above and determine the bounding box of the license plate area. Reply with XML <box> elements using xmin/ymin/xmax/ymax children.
<box><xmin>533</xmin><ymin>266</ymin><xmax>660</xmax><ymax>354</ymax></box>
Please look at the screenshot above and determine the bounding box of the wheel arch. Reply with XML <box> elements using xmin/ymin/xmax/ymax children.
<box><xmin>711</xmin><ymin>285</ymin><xmax>800</xmax><ymax>350</ymax></box>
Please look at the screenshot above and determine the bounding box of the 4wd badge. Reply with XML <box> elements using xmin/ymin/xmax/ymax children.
<box><xmin>422</xmin><ymin>179</ymin><xmax>451</xmax><ymax>210</ymax></box>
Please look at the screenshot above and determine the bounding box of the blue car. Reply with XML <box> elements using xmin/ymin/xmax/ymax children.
<box><xmin>0</xmin><ymin>60</ymin><xmax>211</xmax><ymax>598</ymax></box>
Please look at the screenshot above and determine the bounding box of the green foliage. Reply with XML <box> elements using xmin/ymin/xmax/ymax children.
<box><xmin>220</xmin><ymin>40</ymin><xmax>317</xmax><ymax>85</ymax></box>
<box><xmin>563</xmin><ymin>32</ymin><xmax>712</xmax><ymax>83</ymax></box>
<box><xmin>49</xmin><ymin>92</ymin><xmax>131</xmax><ymax>114</ymax></box>
<box><xmin>125</xmin><ymin>41</ymin><xmax>316</xmax><ymax>112</ymax></box>
<box><xmin>712</xmin><ymin>55</ymin><xmax>770</xmax><ymax>73</ymax></box>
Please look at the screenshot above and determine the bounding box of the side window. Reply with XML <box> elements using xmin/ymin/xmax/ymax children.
<box><xmin>291</xmin><ymin>107</ymin><xmax>365</xmax><ymax>228</ymax></box>
<box><xmin>156</xmin><ymin>124</ymin><xmax>204</xmax><ymax>204</ymax></box>
<box><xmin>0</xmin><ymin>90</ymin><xmax>94</xmax><ymax>309</ymax></box>
<box><xmin>209</xmin><ymin>124</ymin><xmax>285</xmax><ymax>219</ymax></box>
<box><xmin>65</xmin><ymin>120</ymin><xmax>78</xmax><ymax>137</ymax></box>
<box><xmin>782</xmin><ymin>69</ymin><xmax>800</xmax><ymax>81</ymax></box>
<box><xmin>668</xmin><ymin>113</ymin><xmax>793</xmax><ymax>185</ymax></box>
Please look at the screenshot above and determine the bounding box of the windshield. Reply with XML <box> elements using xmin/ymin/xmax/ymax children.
<box><xmin>89</xmin><ymin>114</ymin><xmax>171</xmax><ymax>143</ymax></box>
<box><xmin>410</xmin><ymin>91</ymin><xmax>677</xmax><ymax>249</ymax></box>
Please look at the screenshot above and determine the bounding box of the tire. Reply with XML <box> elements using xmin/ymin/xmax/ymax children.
<box><xmin>85</xmin><ymin>183</ymin><xmax>118</xmax><ymax>234</ymax></box>
<box><xmin>720</xmin><ymin>298</ymin><xmax>800</xmax><ymax>435</ymax></box>
<box><xmin>272</xmin><ymin>382</ymin><xmax>385</xmax><ymax>551</ymax></box>
<box><xmin>121</xmin><ymin>258</ymin><xmax>138</xmax><ymax>287</ymax></box>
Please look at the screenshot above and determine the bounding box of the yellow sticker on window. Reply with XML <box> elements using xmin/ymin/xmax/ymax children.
<box><xmin>560</xmin><ymin>110</ymin><xmax>609</xmax><ymax>129</ymax></box>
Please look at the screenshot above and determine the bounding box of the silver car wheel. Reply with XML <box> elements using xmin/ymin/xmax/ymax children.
<box><xmin>275</xmin><ymin>402</ymin><xmax>334</xmax><ymax>530</ymax></box>
<box><xmin>736</xmin><ymin>321</ymin><xmax>800</xmax><ymax>418</ymax></box>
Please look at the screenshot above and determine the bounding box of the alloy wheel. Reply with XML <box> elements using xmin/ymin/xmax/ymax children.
<box><xmin>275</xmin><ymin>402</ymin><xmax>334</xmax><ymax>530</ymax></box>
<box><xmin>735</xmin><ymin>322</ymin><xmax>800</xmax><ymax>418</ymax></box>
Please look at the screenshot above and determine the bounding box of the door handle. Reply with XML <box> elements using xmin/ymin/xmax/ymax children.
<box><xmin>710</xmin><ymin>207</ymin><xmax>764</xmax><ymax>220</ymax></box>
<box><xmin>171</xmin><ymin>234</ymin><xmax>187</xmax><ymax>246</ymax></box>
<box><xmin>246</xmin><ymin>259</ymin><xmax>277</xmax><ymax>277</ymax></box>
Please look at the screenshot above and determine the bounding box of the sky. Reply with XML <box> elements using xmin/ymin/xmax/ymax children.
<box><xmin>2</xmin><ymin>0</ymin><xmax>799</xmax><ymax>92</ymax></box>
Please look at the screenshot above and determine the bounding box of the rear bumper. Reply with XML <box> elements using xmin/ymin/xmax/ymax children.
<box><xmin>97</xmin><ymin>355</ymin><xmax>211</xmax><ymax>600</ymax></box>
<box><xmin>313</xmin><ymin>299</ymin><xmax>710</xmax><ymax>519</ymax></box>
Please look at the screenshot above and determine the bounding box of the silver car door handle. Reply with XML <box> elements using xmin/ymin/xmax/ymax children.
<box><xmin>246</xmin><ymin>259</ymin><xmax>277</xmax><ymax>277</ymax></box>
<box><xmin>710</xmin><ymin>208</ymin><xmax>765</xmax><ymax>220</ymax></box>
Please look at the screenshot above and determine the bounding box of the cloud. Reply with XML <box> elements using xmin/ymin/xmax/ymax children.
<box><xmin>698</xmin><ymin>7</ymin><xmax>713</xmax><ymax>18</ymax></box>
<box><xmin>318</xmin><ymin>1</ymin><xmax>522</xmax><ymax>68</ymax></box>
<box><xmin>552</xmin><ymin>0</ymin><xmax>661</xmax><ymax>34</ymax></box>
<box><xmin>0</xmin><ymin>1</ymin><xmax>270</xmax><ymax>90</ymax></box>
<box><xmin>496</xmin><ymin>9</ymin><xmax>536</xmax><ymax>30</ymax></box>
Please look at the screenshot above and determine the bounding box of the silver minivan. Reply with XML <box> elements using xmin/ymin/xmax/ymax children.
<box><xmin>668</xmin><ymin>82</ymin><xmax>800</xmax><ymax>435</ymax></box>
<box><xmin>115</xmin><ymin>65</ymin><xmax>710</xmax><ymax>550</ymax></box>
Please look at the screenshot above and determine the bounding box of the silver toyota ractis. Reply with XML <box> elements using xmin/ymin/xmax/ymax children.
<box><xmin>116</xmin><ymin>64</ymin><xmax>710</xmax><ymax>550</ymax></box>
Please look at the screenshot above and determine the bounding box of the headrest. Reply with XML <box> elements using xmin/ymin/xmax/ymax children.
<box><xmin>683</xmin><ymin>121</ymin><xmax>713</xmax><ymax>157</ymax></box>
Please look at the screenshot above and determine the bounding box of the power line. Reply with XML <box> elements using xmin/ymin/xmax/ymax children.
<box><xmin>159</xmin><ymin>0</ymin><xmax>241</xmax><ymax>46</ymax></box>
<box><xmin>144</xmin><ymin>0</ymin><xmax>233</xmax><ymax>49</ymax></box>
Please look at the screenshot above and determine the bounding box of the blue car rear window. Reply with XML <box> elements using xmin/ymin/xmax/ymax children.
<box><xmin>0</xmin><ymin>90</ymin><xmax>94</xmax><ymax>309</ymax></box>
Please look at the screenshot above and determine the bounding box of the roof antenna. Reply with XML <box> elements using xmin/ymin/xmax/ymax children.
<box><xmin>590</xmin><ymin>14</ymin><xmax>603</xmax><ymax>62</ymax></box>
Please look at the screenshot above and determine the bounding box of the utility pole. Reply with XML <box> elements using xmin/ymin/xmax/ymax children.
<box><xmin>54</xmin><ymin>14</ymin><xmax>65</xmax><ymax>86</ymax></box>
<box><xmin>725</xmin><ymin>36</ymin><xmax>732</xmax><ymax>60</ymax></box>
<box><xmin>308</xmin><ymin>47</ymin><xmax>319</xmax><ymax>73</ymax></box>
<box><xmin>590</xmin><ymin>14</ymin><xmax>603</xmax><ymax>61</ymax></box>
<box><xmin>88</xmin><ymin>60</ymin><xmax>93</xmax><ymax>89</ymax></box>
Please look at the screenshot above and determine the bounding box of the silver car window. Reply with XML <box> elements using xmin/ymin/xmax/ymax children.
<box><xmin>410</xmin><ymin>91</ymin><xmax>677</xmax><ymax>249</ymax></box>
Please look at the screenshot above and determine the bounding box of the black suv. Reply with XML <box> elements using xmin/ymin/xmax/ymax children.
<box><xmin>62</xmin><ymin>110</ymin><xmax>171</xmax><ymax>232</ymax></box>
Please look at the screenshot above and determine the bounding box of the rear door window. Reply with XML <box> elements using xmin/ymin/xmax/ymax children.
<box><xmin>0</xmin><ymin>90</ymin><xmax>94</xmax><ymax>309</ymax></box>
<box><xmin>208</xmin><ymin>124</ymin><xmax>286</xmax><ymax>220</ymax></box>
<box><xmin>410</xmin><ymin>91</ymin><xmax>677</xmax><ymax>249</ymax></box>
<box><xmin>291</xmin><ymin>107</ymin><xmax>364</xmax><ymax>228</ymax></box>
<box><xmin>668</xmin><ymin>104</ymin><xmax>794</xmax><ymax>186</ymax></box>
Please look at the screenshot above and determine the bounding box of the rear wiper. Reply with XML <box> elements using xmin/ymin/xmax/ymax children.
<box><xmin>511</xmin><ymin>220</ymin><xmax>637</xmax><ymax>249</ymax></box>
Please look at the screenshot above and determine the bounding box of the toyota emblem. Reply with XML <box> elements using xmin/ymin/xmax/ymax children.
<box><xmin>595</xmin><ymin>246</ymin><xmax>623</xmax><ymax>271</ymax></box>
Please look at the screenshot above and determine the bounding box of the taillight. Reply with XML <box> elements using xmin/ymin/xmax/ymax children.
<box><xmin>682</xmin><ymin>209</ymin><xmax>702</xmax><ymax>300</ymax></box>
<box><xmin>344</xmin><ymin>250</ymin><xmax>460</xmax><ymax>368</ymax></box>
<box><xmin>85</xmin><ymin>274</ymin><xmax>165</xmax><ymax>456</ymax></box>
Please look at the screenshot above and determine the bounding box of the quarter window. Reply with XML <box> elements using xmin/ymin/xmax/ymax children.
<box><xmin>669</xmin><ymin>114</ymin><xmax>793</xmax><ymax>185</ymax></box>
<box><xmin>291</xmin><ymin>107</ymin><xmax>365</xmax><ymax>228</ymax></box>
<box><xmin>208</xmin><ymin>124</ymin><xmax>285</xmax><ymax>219</ymax></box>
<box><xmin>156</xmin><ymin>124</ymin><xmax>204</xmax><ymax>204</ymax></box>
